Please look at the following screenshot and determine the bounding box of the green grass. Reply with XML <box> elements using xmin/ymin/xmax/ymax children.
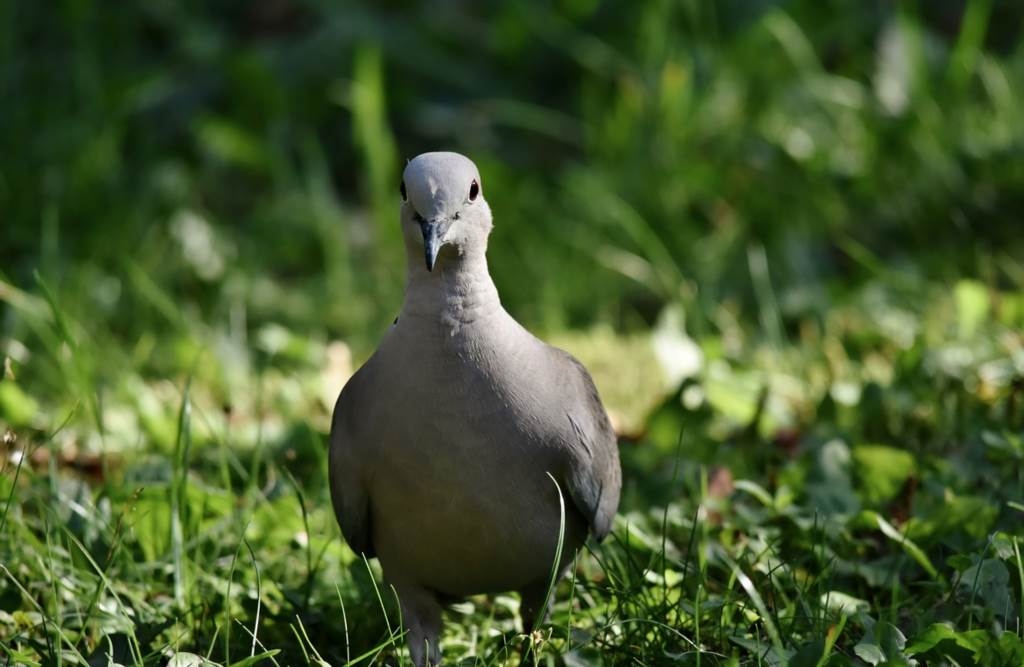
<box><xmin>2</xmin><ymin>274</ymin><xmax>1022</xmax><ymax>665</ymax></box>
<box><xmin>3</xmin><ymin>0</ymin><xmax>1024</xmax><ymax>665</ymax></box>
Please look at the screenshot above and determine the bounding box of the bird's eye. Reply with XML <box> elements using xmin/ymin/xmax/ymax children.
<box><xmin>400</xmin><ymin>180</ymin><xmax>407</xmax><ymax>202</ymax></box>
<box><xmin>469</xmin><ymin>179</ymin><xmax>479</xmax><ymax>202</ymax></box>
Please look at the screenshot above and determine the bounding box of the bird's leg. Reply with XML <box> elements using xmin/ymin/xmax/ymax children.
<box><xmin>516</xmin><ymin>583</ymin><xmax>550</xmax><ymax>667</ymax></box>
<box><xmin>517</xmin><ymin>580</ymin><xmax>553</xmax><ymax>635</ymax></box>
<box><xmin>519</xmin><ymin>551</ymin><xmax>578</xmax><ymax>635</ymax></box>
<box><xmin>396</xmin><ymin>585</ymin><xmax>443</xmax><ymax>667</ymax></box>
<box><xmin>517</xmin><ymin>582</ymin><xmax>554</xmax><ymax>667</ymax></box>
<box><xmin>518</xmin><ymin>560</ymin><xmax>577</xmax><ymax>664</ymax></box>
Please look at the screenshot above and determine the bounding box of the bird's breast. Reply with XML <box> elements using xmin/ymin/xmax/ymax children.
<box><xmin>362</xmin><ymin>323</ymin><xmax>578</xmax><ymax>594</ymax></box>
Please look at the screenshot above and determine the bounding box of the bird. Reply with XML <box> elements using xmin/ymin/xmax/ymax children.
<box><xmin>329</xmin><ymin>151</ymin><xmax>621</xmax><ymax>666</ymax></box>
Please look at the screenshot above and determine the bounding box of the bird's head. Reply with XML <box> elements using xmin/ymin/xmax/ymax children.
<box><xmin>400</xmin><ymin>152</ymin><xmax>492</xmax><ymax>272</ymax></box>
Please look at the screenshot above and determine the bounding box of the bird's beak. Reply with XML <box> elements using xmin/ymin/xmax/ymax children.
<box><xmin>420</xmin><ymin>217</ymin><xmax>449</xmax><ymax>272</ymax></box>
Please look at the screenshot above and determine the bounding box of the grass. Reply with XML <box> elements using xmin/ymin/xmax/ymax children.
<box><xmin>2</xmin><ymin>271</ymin><xmax>1022</xmax><ymax>665</ymax></box>
<box><xmin>2</xmin><ymin>0</ymin><xmax>1024</xmax><ymax>665</ymax></box>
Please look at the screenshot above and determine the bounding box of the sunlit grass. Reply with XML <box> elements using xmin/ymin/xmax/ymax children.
<box><xmin>2</xmin><ymin>271</ymin><xmax>1022</xmax><ymax>665</ymax></box>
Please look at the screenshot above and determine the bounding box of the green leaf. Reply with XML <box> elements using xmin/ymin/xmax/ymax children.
<box><xmin>729</xmin><ymin>636</ymin><xmax>791</xmax><ymax>665</ymax></box>
<box><xmin>167</xmin><ymin>653</ymin><xmax>219</xmax><ymax>667</ymax></box>
<box><xmin>946</xmin><ymin>554</ymin><xmax>973</xmax><ymax>573</ymax></box>
<box><xmin>905</xmin><ymin>622</ymin><xmax>959</xmax><ymax>655</ymax></box>
<box><xmin>194</xmin><ymin>116</ymin><xmax>270</xmax><ymax>172</ymax></box>
<box><xmin>960</xmin><ymin>558</ymin><xmax>1016</xmax><ymax>623</ymax></box>
<box><xmin>0</xmin><ymin>381</ymin><xmax>38</xmax><ymax>427</ymax></box>
<box><xmin>807</xmin><ymin>439</ymin><xmax>860</xmax><ymax>517</ymax></box>
<box><xmin>852</xmin><ymin>444</ymin><xmax>916</xmax><ymax>505</ymax></box>
<box><xmin>788</xmin><ymin>639</ymin><xmax>826</xmax><ymax>667</ymax></box>
<box><xmin>820</xmin><ymin>591</ymin><xmax>870</xmax><ymax>616</ymax></box>
<box><xmin>852</xmin><ymin>642</ymin><xmax>885</xmax><ymax>665</ymax></box>
<box><xmin>976</xmin><ymin>632</ymin><xmax>1024</xmax><ymax>663</ymax></box>
<box><xmin>226</xmin><ymin>651</ymin><xmax>281</xmax><ymax>667</ymax></box>
<box><xmin>854</xmin><ymin>621</ymin><xmax>909</xmax><ymax>665</ymax></box>
<box><xmin>868</xmin><ymin>511</ymin><xmax>939</xmax><ymax>580</ymax></box>
<box><xmin>906</xmin><ymin>493</ymin><xmax>998</xmax><ymax>541</ymax></box>
<box><xmin>733</xmin><ymin>479</ymin><xmax>775</xmax><ymax>508</ymax></box>
<box><xmin>905</xmin><ymin>623</ymin><xmax>992</xmax><ymax>658</ymax></box>
<box><xmin>999</xmin><ymin>292</ymin><xmax>1024</xmax><ymax>327</ymax></box>
<box><xmin>954</xmin><ymin>279</ymin><xmax>990</xmax><ymax>337</ymax></box>
<box><xmin>991</xmin><ymin>531</ymin><xmax>1016</xmax><ymax>560</ymax></box>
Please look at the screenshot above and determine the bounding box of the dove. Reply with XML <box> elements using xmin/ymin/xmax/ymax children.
<box><xmin>329</xmin><ymin>151</ymin><xmax>621</xmax><ymax>666</ymax></box>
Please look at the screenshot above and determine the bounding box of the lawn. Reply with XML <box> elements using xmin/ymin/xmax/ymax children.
<box><xmin>2</xmin><ymin>1</ymin><xmax>1023</xmax><ymax>665</ymax></box>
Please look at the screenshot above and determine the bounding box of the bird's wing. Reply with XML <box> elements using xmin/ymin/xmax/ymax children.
<box><xmin>329</xmin><ymin>370</ymin><xmax>375</xmax><ymax>557</ymax></box>
<box><xmin>550</xmin><ymin>350</ymin><xmax>622</xmax><ymax>541</ymax></box>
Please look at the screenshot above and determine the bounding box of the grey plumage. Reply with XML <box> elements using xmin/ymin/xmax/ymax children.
<box><xmin>329</xmin><ymin>152</ymin><xmax>621</xmax><ymax>666</ymax></box>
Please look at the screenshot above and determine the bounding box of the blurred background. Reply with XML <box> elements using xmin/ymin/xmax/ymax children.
<box><xmin>4</xmin><ymin>0</ymin><xmax>1023</xmax><ymax>432</ymax></box>
<box><xmin>4</xmin><ymin>0</ymin><xmax>1023</xmax><ymax>453</ymax></box>
<box><xmin>4</xmin><ymin>0</ymin><xmax>1022</xmax><ymax>340</ymax></box>
<box><xmin>2</xmin><ymin>0</ymin><xmax>1023</xmax><ymax>664</ymax></box>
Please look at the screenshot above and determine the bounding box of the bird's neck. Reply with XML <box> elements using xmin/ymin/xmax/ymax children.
<box><xmin>400</xmin><ymin>250</ymin><xmax>502</xmax><ymax>326</ymax></box>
